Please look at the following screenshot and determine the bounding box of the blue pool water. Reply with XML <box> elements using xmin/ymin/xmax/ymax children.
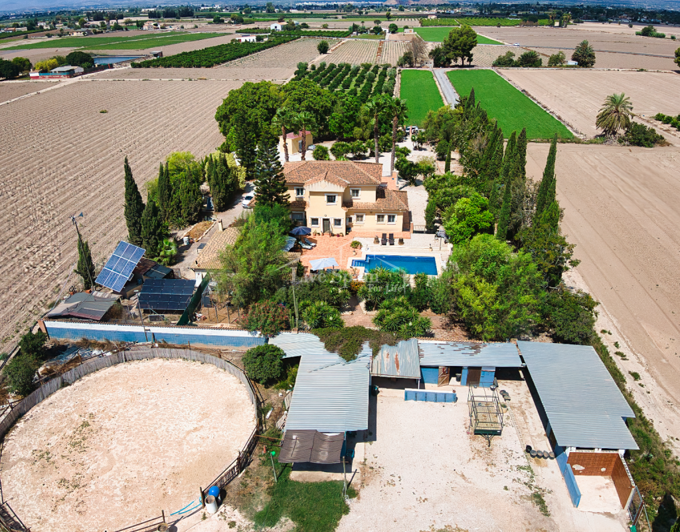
<box><xmin>352</xmin><ymin>255</ymin><xmax>438</xmax><ymax>275</ymax></box>
<box><xmin>94</xmin><ymin>56</ymin><xmax>143</xmax><ymax>65</ymax></box>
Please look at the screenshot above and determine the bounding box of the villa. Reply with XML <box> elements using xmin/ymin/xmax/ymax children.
<box><xmin>283</xmin><ymin>160</ymin><xmax>411</xmax><ymax>236</ymax></box>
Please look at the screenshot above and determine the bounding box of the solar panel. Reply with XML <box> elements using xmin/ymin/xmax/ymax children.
<box><xmin>138</xmin><ymin>279</ymin><xmax>195</xmax><ymax>311</ymax></box>
<box><xmin>95</xmin><ymin>241</ymin><xmax>146</xmax><ymax>293</ymax></box>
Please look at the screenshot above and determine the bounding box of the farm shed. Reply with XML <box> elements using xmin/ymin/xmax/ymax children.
<box><xmin>418</xmin><ymin>341</ymin><xmax>521</xmax><ymax>387</ymax></box>
<box><xmin>270</xmin><ymin>333</ymin><xmax>371</xmax><ymax>464</ymax></box>
<box><xmin>371</xmin><ymin>338</ymin><xmax>420</xmax><ymax>381</ymax></box>
<box><xmin>270</xmin><ymin>23</ymin><xmax>282</xmax><ymax>31</ymax></box>
<box><xmin>46</xmin><ymin>291</ymin><xmax>119</xmax><ymax>321</ymax></box>
<box><xmin>238</xmin><ymin>34</ymin><xmax>257</xmax><ymax>43</ymax></box>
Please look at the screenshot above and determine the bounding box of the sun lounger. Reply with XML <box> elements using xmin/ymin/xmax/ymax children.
<box><xmin>388</xmin><ymin>233</ymin><xmax>395</xmax><ymax>245</ymax></box>
<box><xmin>302</xmin><ymin>237</ymin><xmax>316</xmax><ymax>248</ymax></box>
<box><xmin>381</xmin><ymin>233</ymin><xmax>387</xmax><ymax>246</ymax></box>
<box><xmin>299</xmin><ymin>241</ymin><xmax>313</xmax><ymax>250</ymax></box>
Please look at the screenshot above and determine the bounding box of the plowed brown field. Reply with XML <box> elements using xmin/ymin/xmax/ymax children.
<box><xmin>0</xmin><ymin>79</ymin><xmax>237</xmax><ymax>350</ymax></box>
<box><xmin>526</xmin><ymin>143</ymin><xmax>680</xmax><ymax>443</ymax></box>
<box><xmin>0</xmin><ymin>81</ymin><xmax>60</xmax><ymax>104</ymax></box>
<box><xmin>500</xmin><ymin>69</ymin><xmax>680</xmax><ymax>139</ymax></box>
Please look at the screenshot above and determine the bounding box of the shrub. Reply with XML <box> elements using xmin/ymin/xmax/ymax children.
<box><xmin>242</xmin><ymin>345</ymin><xmax>285</xmax><ymax>385</ymax></box>
<box><xmin>317</xmin><ymin>40</ymin><xmax>330</xmax><ymax>54</ymax></box>
<box><xmin>241</xmin><ymin>301</ymin><xmax>289</xmax><ymax>337</ymax></box>
<box><xmin>620</xmin><ymin>122</ymin><xmax>665</xmax><ymax>148</ymax></box>
<box><xmin>409</xmin><ymin>273</ymin><xmax>432</xmax><ymax>311</ymax></box>
<box><xmin>301</xmin><ymin>300</ymin><xmax>344</xmax><ymax>329</ymax></box>
<box><xmin>442</xmin><ymin>192</ymin><xmax>494</xmax><ymax>245</ymax></box>
<box><xmin>349</xmin><ymin>280</ymin><xmax>363</xmax><ymax>294</ymax></box>
<box><xmin>373</xmin><ymin>297</ymin><xmax>431</xmax><ymax>338</ymax></box>
<box><xmin>4</xmin><ymin>354</ymin><xmax>40</xmax><ymax>397</ymax></box>
<box><xmin>492</xmin><ymin>51</ymin><xmax>516</xmax><ymax>67</ymax></box>
<box><xmin>20</xmin><ymin>330</ymin><xmax>47</xmax><ymax>358</ymax></box>
<box><xmin>516</xmin><ymin>50</ymin><xmax>542</xmax><ymax>68</ymax></box>
<box><xmin>357</xmin><ymin>267</ymin><xmax>410</xmax><ymax>310</ymax></box>
<box><xmin>350</xmin><ymin>240</ymin><xmax>362</xmax><ymax>249</ymax></box>
<box><xmin>545</xmin><ymin>287</ymin><xmax>598</xmax><ymax>345</ymax></box>
<box><xmin>312</xmin><ymin>145</ymin><xmax>330</xmax><ymax>160</ymax></box>
<box><xmin>313</xmin><ymin>326</ymin><xmax>399</xmax><ymax>361</ymax></box>
<box><xmin>548</xmin><ymin>51</ymin><xmax>566</xmax><ymax>67</ymax></box>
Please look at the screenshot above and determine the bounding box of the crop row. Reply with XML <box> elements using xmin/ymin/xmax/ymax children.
<box><xmin>131</xmin><ymin>36</ymin><xmax>298</xmax><ymax>68</ymax></box>
<box><xmin>420</xmin><ymin>17</ymin><xmax>551</xmax><ymax>27</ymax></box>
<box><xmin>294</xmin><ymin>61</ymin><xmax>396</xmax><ymax>98</ymax></box>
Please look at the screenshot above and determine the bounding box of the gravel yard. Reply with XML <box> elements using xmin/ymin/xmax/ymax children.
<box><xmin>338</xmin><ymin>380</ymin><xmax>628</xmax><ymax>532</ymax></box>
<box><xmin>0</xmin><ymin>358</ymin><xmax>257</xmax><ymax>532</ymax></box>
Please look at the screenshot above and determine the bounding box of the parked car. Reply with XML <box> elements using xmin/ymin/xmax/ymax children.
<box><xmin>242</xmin><ymin>194</ymin><xmax>254</xmax><ymax>209</ymax></box>
<box><xmin>307</xmin><ymin>144</ymin><xmax>316</xmax><ymax>151</ymax></box>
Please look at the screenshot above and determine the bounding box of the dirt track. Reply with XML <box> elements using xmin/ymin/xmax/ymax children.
<box><xmin>0</xmin><ymin>358</ymin><xmax>256</xmax><ymax>532</ymax></box>
<box><xmin>0</xmin><ymin>79</ymin><xmax>236</xmax><ymax>351</ymax></box>
<box><xmin>501</xmin><ymin>69</ymin><xmax>680</xmax><ymax>139</ymax></box>
<box><xmin>526</xmin><ymin>143</ymin><xmax>680</xmax><ymax>447</ymax></box>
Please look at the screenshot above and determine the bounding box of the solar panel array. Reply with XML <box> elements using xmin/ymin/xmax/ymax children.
<box><xmin>138</xmin><ymin>279</ymin><xmax>195</xmax><ymax>311</ymax></box>
<box><xmin>95</xmin><ymin>241</ymin><xmax>146</xmax><ymax>293</ymax></box>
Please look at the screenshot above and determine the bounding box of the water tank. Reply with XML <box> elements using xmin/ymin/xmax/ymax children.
<box><xmin>205</xmin><ymin>494</ymin><xmax>218</xmax><ymax>515</ymax></box>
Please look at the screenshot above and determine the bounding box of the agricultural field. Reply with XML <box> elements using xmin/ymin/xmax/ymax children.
<box><xmin>414</xmin><ymin>26</ymin><xmax>502</xmax><ymax>44</ymax></box>
<box><xmin>325</xmin><ymin>39</ymin><xmax>378</xmax><ymax>65</ymax></box>
<box><xmin>525</xmin><ymin>143</ymin><xmax>680</xmax><ymax>440</ymax></box>
<box><xmin>527</xmin><ymin>46</ymin><xmax>676</xmax><ymax>70</ymax></box>
<box><xmin>400</xmin><ymin>69</ymin><xmax>444</xmax><ymax>127</ymax></box>
<box><xmin>381</xmin><ymin>40</ymin><xmax>409</xmax><ymax>67</ymax></box>
<box><xmin>500</xmin><ymin>69</ymin><xmax>680</xmax><ymax>139</ymax></box>
<box><xmin>296</xmin><ymin>62</ymin><xmax>395</xmax><ymax>99</ymax></box>
<box><xmin>4</xmin><ymin>31</ymin><xmax>225</xmax><ymax>51</ymax></box>
<box><xmin>0</xmin><ymin>81</ymin><xmax>57</xmax><ymax>104</ymax></box>
<box><xmin>447</xmin><ymin>69</ymin><xmax>573</xmax><ymax>139</ymax></box>
<box><xmin>473</xmin><ymin>45</ymin><xmax>521</xmax><ymax>67</ymax></box>
<box><xmin>0</xmin><ymin>79</ymin><xmax>236</xmax><ymax>351</ymax></box>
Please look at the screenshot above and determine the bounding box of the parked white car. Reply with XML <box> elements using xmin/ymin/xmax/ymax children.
<box><xmin>242</xmin><ymin>194</ymin><xmax>254</xmax><ymax>209</ymax></box>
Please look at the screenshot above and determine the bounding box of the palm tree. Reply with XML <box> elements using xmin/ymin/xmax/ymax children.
<box><xmin>273</xmin><ymin>108</ymin><xmax>295</xmax><ymax>163</ymax></box>
<box><xmin>596</xmin><ymin>93</ymin><xmax>634</xmax><ymax>137</ymax></box>
<box><xmin>293</xmin><ymin>111</ymin><xmax>317</xmax><ymax>161</ymax></box>
<box><xmin>387</xmin><ymin>97</ymin><xmax>408</xmax><ymax>174</ymax></box>
<box><xmin>365</xmin><ymin>94</ymin><xmax>390</xmax><ymax>164</ymax></box>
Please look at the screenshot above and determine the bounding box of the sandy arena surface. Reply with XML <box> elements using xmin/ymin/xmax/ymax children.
<box><xmin>0</xmin><ymin>358</ymin><xmax>257</xmax><ymax>532</ymax></box>
<box><xmin>337</xmin><ymin>384</ymin><xmax>626</xmax><ymax>532</ymax></box>
<box><xmin>0</xmin><ymin>78</ymin><xmax>238</xmax><ymax>351</ymax></box>
<box><xmin>526</xmin><ymin>143</ymin><xmax>680</xmax><ymax>453</ymax></box>
<box><xmin>500</xmin><ymin>69</ymin><xmax>680</xmax><ymax>139</ymax></box>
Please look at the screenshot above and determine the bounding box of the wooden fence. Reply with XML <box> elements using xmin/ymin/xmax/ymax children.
<box><xmin>0</xmin><ymin>347</ymin><xmax>261</xmax><ymax>532</ymax></box>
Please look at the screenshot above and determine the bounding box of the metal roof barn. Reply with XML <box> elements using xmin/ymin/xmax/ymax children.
<box><xmin>270</xmin><ymin>333</ymin><xmax>371</xmax><ymax>433</ymax></box>
<box><xmin>419</xmin><ymin>341</ymin><xmax>522</xmax><ymax>368</ymax></box>
<box><xmin>517</xmin><ymin>341</ymin><xmax>638</xmax><ymax>451</ymax></box>
<box><xmin>371</xmin><ymin>338</ymin><xmax>421</xmax><ymax>379</ymax></box>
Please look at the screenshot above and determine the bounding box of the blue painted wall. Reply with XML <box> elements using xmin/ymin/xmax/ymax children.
<box><xmin>421</xmin><ymin>367</ymin><xmax>439</xmax><ymax>384</ymax></box>
<box><xmin>556</xmin><ymin>449</ymin><xmax>582</xmax><ymax>507</ymax></box>
<box><xmin>461</xmin><ymin>367</ymin><xmax>469</xmax><ymax>386</ymax></box>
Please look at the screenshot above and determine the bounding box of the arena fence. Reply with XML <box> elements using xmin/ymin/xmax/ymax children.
<box><xmin>0</xmin><ymin>347</ymin><xmax>262</xmax><ymax>532</ymax></box>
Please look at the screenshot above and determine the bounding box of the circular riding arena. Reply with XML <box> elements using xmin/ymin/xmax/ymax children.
<box><xmin>0</xmin><ymin>357</ymin><xmax>257</xmax><ymax>532</ymax></box>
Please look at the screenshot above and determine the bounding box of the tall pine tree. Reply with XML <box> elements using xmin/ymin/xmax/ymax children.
<box><xmin>535</xmin><ymin>134</ymin><xmax>558</xmax><ymax>218</ymax></box>
<box><xmin>123</xmin><ymin>157</ymin><xmax>145</xmax><ymax>246</ymax></box>
<box><xmin>141</xmin><ymin>200</ymin><xmax>166</xmax><ymax>259</ymax></box>
<box><xmin>74</xmin><ymin>230</ymin><xmax>96</xmax><ymax>290</ymax></box>
<box><xmin>157</xmin><ymin>162</ymin><xmax>172</xmax><ymax>223</ymax></box>
<box><xmin>206</xmin><ymin>152</ymin><xmax>238</xmax><ymax>211</ymax></box>
<box><xmin>254</xmin><ymin>141</ymin><xmax>290</xmax><ymax>207</ymax></box>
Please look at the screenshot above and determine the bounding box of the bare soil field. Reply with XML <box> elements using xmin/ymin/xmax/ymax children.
<box><xmin>91</xmin><ymin>32</ymin><xmax>234</xmax><ymax>57</ymax></box>
<box><xmin>470</xmin><ymin>44</ymin><xmax>518</xmax><ymax>67</ymax></box>
<box><xmin>380</xmin><ymin>40</ymin><xmax>408</xmax><ymax>66</ymax></box>
<box><xmin>0</xmin><ymin>357</ymin><xmax>256</xmax><ymax>532</ymax></box>
<box><xmin>0</xmin><ymin>79</ymin><xmax>237</xmax><ymax>350</ymax></box>
<box><xmin>526</xmin><ymin>143</ymin><xmax>680</xmax><ymax>448</ymax></box>
<box><xmin>475</xmin><ymin>25</ymin><xmax>680</xmax><ymax>68</ymax></box>
<box><xmin>228</xmin><ymin>37</ymin><xmax>335</xmax><ymax>69</ymax></box>
<box><xmin>0</xmin><ymin>81</ymin><xmax>60</xmax><ymax>103</ymax></box>
<box><xmin>93</xmin><ymin>66</ymin><xmax>293</xmax><ymax>81</ymax></box>
<box><xmin>500</xmin><ymin>69</ymin><xmax>680</xmax><ymax>139</ymax></box>
<box><xmin>325</xmin><ymin>39</ymin><xmax>378</xmax><ymax>64</ymax></box>
<box><xmin>527</xmin><ymin>47</ymin><xmax>677</xmax><ymax>70</ymax></box>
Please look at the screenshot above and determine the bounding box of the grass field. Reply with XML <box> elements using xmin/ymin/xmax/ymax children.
<box><xmin>414</xmin><ymin>27</ymin><xmax>502</xmax><ymax>44</ymax></box>
<box><xmin>400</xmin><ymin>70</ymin><xmax>444</xmax><ymax>127</ymax></box>
<box><xmin>446</xmin><ymin>70</ymin><xmax>572</xmax><ymax>139</ymax></box>
<box><xmin>5</xmin><ymin>32</ymin><xmax>225</xmax><ymax>50</ymax></box>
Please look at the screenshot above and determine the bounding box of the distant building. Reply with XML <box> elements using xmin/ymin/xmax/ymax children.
<box><xmin>280</xmin><ymin>130</ymin><xmax>313</xmax><ymax>156</ymax></box>
<box><xmin>69</xmin><ymin>29</ymin><xmax>91</xmax><ymax>36</ymax></box>
<box><xmin>270</xmin><ymin>22</ymin><xmax>282</xmax><ymax>31</ymax></box>
<box><xmin>238</xmin><ymin>34</ymin><xmax>257</xmax><ymax>42</ymax></box>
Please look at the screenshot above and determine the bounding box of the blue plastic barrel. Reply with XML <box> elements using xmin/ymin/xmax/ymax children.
<box><xmin>208</xmin><ymin>485</ymin><xmax>221</xmax><ymax>503</ymax></box>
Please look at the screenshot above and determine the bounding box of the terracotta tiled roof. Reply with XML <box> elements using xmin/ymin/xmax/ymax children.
<box><xmin>194</xmin><ymin>227</ymin><xmax>240</xmax><ymax>271</ymax></box>
<box><xmin>344</xmin><ymin>187</ymin><xmax>409</xmax><ymax>212</ymax></box>
<box><xmin>284</xmin><ymin>160</ymin><xmax>383</xmax><ymax>186</ymax></box>
<box><xmin>284</xmin><ymin>130</ymin><xmax>311</xmax><ymax>140</ymax></box>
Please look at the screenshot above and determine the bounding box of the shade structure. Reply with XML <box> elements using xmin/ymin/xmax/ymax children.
<box><xmin>290</xmin><ymin>226</ymin><xmax>311</xmax><ymax>236</ymax></box>
<box><xmin>309</xmin><ymin>257</ymin><xmax>339</xmax><ymax>270</ymax></box>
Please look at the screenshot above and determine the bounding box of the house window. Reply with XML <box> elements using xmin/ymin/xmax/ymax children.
<box><xmin>292</xmin><ymin>212</ymin><xmax>304</xmax><ymax>221</ymax></box>
<box><xmin>350</xmin><ymin>188</ymin><xmax>360</xmax><ymax>198</ymax></box>
<box><xmin>347</xmin><ymin>216</ymin><xmax>352</xmax><ymax>224</ymax></box>
<box><xmin>310</xmin><ymin>218</ymin><xmax>319</xmax><ymax>227</ymax></box>
<box><xmin>377</xmin><ymin>214</ymin><xmax>385</xmax><ymax>223</ymax></box>
<box><xmin>334</xmin><ymin>218</ymin><xmax>342</xmax><ymax>227</ymax></box>
<box><xmin>387</xmin><ymin>214</ymin><xmax>396</xmax><ymax>224</ymax></box>
<box><xmin>355</xmin><ymin>213</ymin><xmax>365</xmax><ymax>224</ymax></box>
<box><xmin>298</xmin><ymin>140</ymin><xmax>303</xmax><ymax>152</ymax></box>
<box><xmin>326</xmin><ymin>194</ymin><xmax>337</xmax><ymax>205</ymax></box>
<box><xmin>295</xmin><ymin>187</ymin><xmax>304</xmax><ymax>198</ymax></box>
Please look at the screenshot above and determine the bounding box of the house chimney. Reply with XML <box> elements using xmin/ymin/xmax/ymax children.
<box><xmin>218</xmin><ymin>219</ymin><xmax>224</xmax><ymax>232</ymax></box>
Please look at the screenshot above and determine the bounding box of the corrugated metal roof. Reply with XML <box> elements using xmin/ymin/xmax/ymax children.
<box><xmin>270</xmin><ymin>333</ymin><xmax>370</xmax><ymax>432</ymax></box>
<box><xmin>419</xmin><ymin>341</ymin><xmax>522</xmax><ymax>368</ymax></box>
<box><xmin>372</xmin><ymin>338</ymin><xmax>420</xmax><ymax>379</ymax></box>
<box><xmin>518</xmin><ymin>341</ymin><xmax>638</xmax><ymax>450</ymax></box>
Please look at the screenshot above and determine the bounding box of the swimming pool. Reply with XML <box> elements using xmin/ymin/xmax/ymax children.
<box><xmin>94</xmin><ymin>56</ymin><xmax>143</xmax><ymax>65</ymax></box>
<box><xmin>352</xmin><ymin>255</ymin><xmax>438</xmax><ymax>275</ymax></box>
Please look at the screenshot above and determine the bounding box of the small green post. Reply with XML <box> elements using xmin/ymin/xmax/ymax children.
<box><xmin>269</xmin><ymin>450</ymin><xmax>278</xmax><ymax>483</ymax></box>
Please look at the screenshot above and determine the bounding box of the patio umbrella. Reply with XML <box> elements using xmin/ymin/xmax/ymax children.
<box><xmin>290</xmin><ymin>226</ymin><xmax>311</xmax><ymax>236</ymax></box>
<box><xmin>282</xmin><ymin>236</ymin><xmax>297</xmax><ymax>252</ymax></box>
<box><xmin>310</xmin><ymin>257</ymin><xmax>339</xmax><ymax>270</ymax></box>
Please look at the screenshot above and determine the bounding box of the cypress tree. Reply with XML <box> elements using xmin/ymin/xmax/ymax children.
<box><xmin>539</xmin><ymin>201</ymin><xmax>561</xmax><ymax>233</ymax></box>
<box><xmin>496</xmin><ymin>179</ymin><xmax>512</xmax><ymax>242</ymax></box>
<box><xmin>207</xmin><ymin>153</ymin><xmax>236</xmax><ymax>211</ymax></box>
<box><xmin>467</xmin><ymin>88</ymin><xmax>475</xmax><ymax>110</ymax></box>
<box><xmin>254</xmin><ymin>140</ymin><xmax>290</xmax><ymax>207</ymax></box>
<box><xmin>74</xmin><ymin>231</ymin><xmax>96</xmax><ymax>290</ymax></box>
<box><xmin>123</xmin><ymin>157</ymin><xmax>145</xmax><ymax>246</ymax></box>
<box><xmin>516</xmin><ymin>128</ymin><xmax>528</xmax><ymax>183</ymax></box>
<box><xmin>535</xmin><ymin>134</ymin><xmax>558</xmax><ymax>218</ymax></box>
<box><xmin>141</xmin><ymin>200</ymin><xmax>165</xmax><ymax>259</ymax></box>
<box><xmin>157</xmin><ymin>162</ymin><xmax>172</xmax><ymax>223</ymax></box>
<box><xmin>488</xmin><ymin>136</ymin><xmax>506</xmax><ymax>214</ymax></box>
<box><xmin>179</xmin><ymin>166</ymin><xmax>203</xmax><ymax>226</ymax></box>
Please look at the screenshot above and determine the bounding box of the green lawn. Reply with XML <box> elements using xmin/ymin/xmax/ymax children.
<box><xmin>412</xmin><ymin>27</ymin><xmax>502</xmax><ymax>44</ymax></box>
<box><xmin>5</xmin><ymin>32</ymin><xmax>225</xmax><ymax>51</ymax></box>
<box><xmin>447</xmin><ymin>70</ymin><xmax>572</xmax><ymax>140</ymax></box>
<box><xmin>400</xmin><ymin>70</ymin><xmax>444</xmax><ymax>127</ymax></box>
